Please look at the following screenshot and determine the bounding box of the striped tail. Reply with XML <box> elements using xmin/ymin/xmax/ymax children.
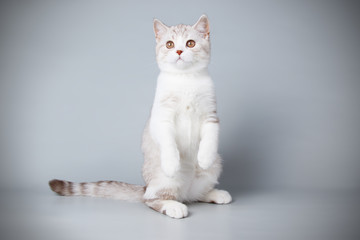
<box><xmin>49</xmin><ymin>179</ymin><xmax>145</xmax><ymax>202</ymax></box>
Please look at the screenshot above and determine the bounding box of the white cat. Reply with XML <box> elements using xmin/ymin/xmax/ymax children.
<box><xmin>49</xmin><ymin>15</ymin><xmax>232</xmax><ymax>219</ymax></box>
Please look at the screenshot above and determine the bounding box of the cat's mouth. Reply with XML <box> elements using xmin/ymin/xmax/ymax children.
<box><xmin>176</xmin><ymin>57</ymin><xmax>184</xmax><ymax>63</ymax></box>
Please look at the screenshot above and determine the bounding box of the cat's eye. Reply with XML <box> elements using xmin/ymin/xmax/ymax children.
<box><xmin>186</xmin><ymin>40</ymin><xmax>196</xmax><ymax>48</ymax></box>
<box><xmin>166</xmin><ymin>41</ymin><xmax>175</xmax><ymax>49</ymax></box>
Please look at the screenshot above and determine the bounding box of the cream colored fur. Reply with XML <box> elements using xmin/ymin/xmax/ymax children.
<box><xmin>49</xmin><ymin>15</ymin><xmax>231</xmax><ymax>219</ymax></box>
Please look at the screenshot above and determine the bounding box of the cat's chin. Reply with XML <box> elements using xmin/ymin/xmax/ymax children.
<box><xmin>158</xmin><ymin>61</ymin><xmax>208</xmax><ymax>74</ymax></box>
<box><xmin>174</xmin><ymin>59</ymin><xmax>189</xmax><ymax>68</ymax></box>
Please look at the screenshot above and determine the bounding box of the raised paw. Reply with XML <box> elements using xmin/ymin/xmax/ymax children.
<box><xmin>161</xmin><ymin>149</ymin><xmax>180</xmax><ymax>177</ymax></box>
<box><xmin>197</xmin><ymin>149</ymin><xmax>217</xmax><ymax>170</ymax></box>
<box><xmin>202</xmin><ymin>189</ymin><xmax>232</xmax><ymax>204</ymax></box>
<box><xmin>161</xmin><ymin>201</ymin><xmax>188</xmax><ymax>219</ymax></box>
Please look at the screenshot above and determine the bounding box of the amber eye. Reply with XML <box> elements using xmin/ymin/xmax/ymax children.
<box><xmin>186</xmin><ymin>40</ymin><xmax>196</xmax><ymax>48</ymax></box>
<box><xmin>166</xmin><ymin>41</ymin><xmax>174</xmax><ymax>49</ymax></box>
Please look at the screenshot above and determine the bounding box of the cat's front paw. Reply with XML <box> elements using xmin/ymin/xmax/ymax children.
<box><xmin>161</xmin><ymin>201</ymin><xmax>188</xmax><ymax>219</ymax></box>
<box><xmin>161</xmin><ymin>149</ymin><xmax>180</xmax><ymax>177</ymax></box>
<box><xmin>197</xmin><ymin>149</ymin><xmax>217</xmax><ymax>170</ymax></box>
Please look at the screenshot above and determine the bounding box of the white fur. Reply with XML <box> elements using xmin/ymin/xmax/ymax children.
<box><xmin>160</xmin><ymin>200</ymin><xmax>188</xmax><ymax>219</ymax></box>
<box><xmin>202</xmin><ymin>189</ymin><xmax>232</xmax><ymax>204</ymax></box>
<box><xmin>142</xmin><ymin>16</ymin><xmax>228</xmax><ymax>203</ymax></box>
<box><xmin>150</xmin><ymin>70</ymin><xmax>218</xmax><ymax>175</ymax></box>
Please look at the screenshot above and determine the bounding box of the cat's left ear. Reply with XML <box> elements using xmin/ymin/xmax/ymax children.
<box><xmin>193</xmin><ymin>15</ymin><xmax>210</xmax><ymax>39</ymax></box>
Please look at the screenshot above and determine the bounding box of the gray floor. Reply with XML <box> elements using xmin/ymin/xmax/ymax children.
<box><xmin>1</xmin><ymin>188</ymin><xmax>359</xmax><ymax>240</ymax></box>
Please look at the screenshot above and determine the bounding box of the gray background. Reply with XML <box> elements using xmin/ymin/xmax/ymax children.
<box><xmin>0</xmin><ymin>1</ymin><xmax>359</xmax><ymax>240</ymax></box>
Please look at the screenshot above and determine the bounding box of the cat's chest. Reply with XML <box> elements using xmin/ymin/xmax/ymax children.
<box><xmin>178</xmin><ymin>90</ymin><xmax>200</xmax><ymax>111</ymax></box>
<box><xmin>162</xmin><ymin>89</ymin><xmax>211</xmax><ymax>115</ymax></box>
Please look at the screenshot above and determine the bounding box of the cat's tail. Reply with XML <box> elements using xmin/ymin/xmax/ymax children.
<box><xmin>49</xmin><ymin>179</ymin><xmax>145</xmax><ymax>202</ymax></box>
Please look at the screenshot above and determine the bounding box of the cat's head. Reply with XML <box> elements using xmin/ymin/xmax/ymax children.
<box><xmin>153</xmin><ymin>15</ymin><xmax>210</xmax><ymax>73</ymax></box>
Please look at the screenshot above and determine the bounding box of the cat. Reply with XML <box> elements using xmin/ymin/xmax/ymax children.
<box><xmin>49</xmin><ymin>15</ymin><xmax>232</xmax><ymax>219</ymax></box>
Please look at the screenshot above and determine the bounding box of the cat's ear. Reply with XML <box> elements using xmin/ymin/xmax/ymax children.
<box><xmin>153</xmin><ymin>19</ymin><xmax>168</xmax><ymax>41</ymax></box>
<box><xmin>193</xmin><ymin>15</ymin><xmax>210</xmax><ymax>39</ymax></box>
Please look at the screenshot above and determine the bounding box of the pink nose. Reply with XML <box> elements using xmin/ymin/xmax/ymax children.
<box><xmin>176</xmin><ymin>50</ymin><xmax>183</xmax><ymax>55</ymax></box>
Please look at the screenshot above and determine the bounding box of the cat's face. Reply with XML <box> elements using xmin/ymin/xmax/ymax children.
<box><xmin>153</xmin><ymin>15</ymin><xmax>210</xmax><ymax>73</ymax></box>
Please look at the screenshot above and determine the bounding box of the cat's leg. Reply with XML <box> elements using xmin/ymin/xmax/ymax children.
<box><xmin>198</xmin><ymin>115</ymin><xmax>219</xmax><ymax>169</ymax></box>
<box><xmin>150</xmin><ymin>105</ymin><xmax>180</xmax><ymax>177</ymax></box>
<box><xmin>200</xmin><ymin>188</ymin><xmax>232</xmax><ymax>204</ymax></box>
<box><xmin>143</xmin><ymin>187</ymin><xmax>188</xmax><ymax>219</ymax></box>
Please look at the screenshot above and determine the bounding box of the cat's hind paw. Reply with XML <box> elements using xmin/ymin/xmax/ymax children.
<box><xmin>202</xmin><ymin>189</ymin><xmax>232</xmax><ymax>204</ymax></box>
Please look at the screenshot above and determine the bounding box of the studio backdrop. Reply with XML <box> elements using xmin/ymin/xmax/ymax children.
<box><xmin>0</xmin><ymin>0</ymin><xmax>359</xmax><ymax>194</ymax></box>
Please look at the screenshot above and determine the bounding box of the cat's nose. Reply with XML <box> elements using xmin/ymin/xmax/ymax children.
<box><xmin>176</xmin><ymin>50</ymin><xmax>183</xmax><ymax>55</ymax></box>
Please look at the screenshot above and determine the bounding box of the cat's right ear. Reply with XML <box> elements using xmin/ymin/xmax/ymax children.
<box><xmin>153</xmin><ymin>19</ymin><xmax>168</xmax><ymax>41</ymax></box>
